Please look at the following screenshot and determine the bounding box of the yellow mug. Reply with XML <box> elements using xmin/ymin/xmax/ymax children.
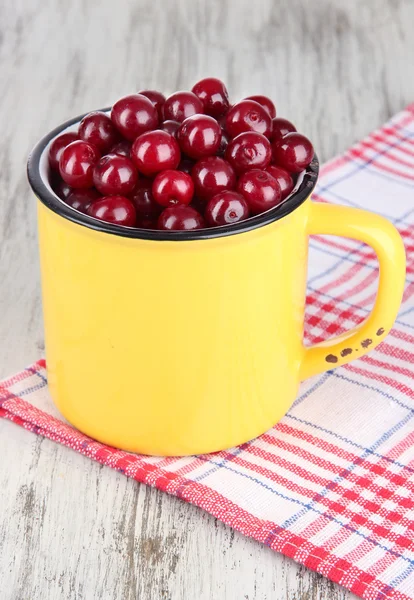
<box><xmin>28</xmin><ymin>112</ymin><xmax>406</xmax><ymax>456</ymax></box>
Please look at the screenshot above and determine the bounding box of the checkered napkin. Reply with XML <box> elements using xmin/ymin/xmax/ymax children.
<box><xmin>2</xmin><ymin>105</ymin><xmax>414</xmax><ymax>600</ymax></box>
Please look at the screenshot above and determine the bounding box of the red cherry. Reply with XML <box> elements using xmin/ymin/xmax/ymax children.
<box><xmin>93</xmin><ymin>154</ymin><xmax>138</xmax><ymax>196</ymax></box>
<box><xmin>225</xmin><ymin>132</ymin><xmax>272</xmax><ymax>173</ymax></box>
<box><xmin>191</xmin><ymin>156</ymin><xmax>236</xmax><ymax>201</ymax></box>
<box><xmin>272</xmin><ymin>132</ymin><xmax>314</xmax><ymax>173</ymax></box>
<box><xmin>59</xmin><ymin>140</ymin><xmax>99</xmax><ymax>188</ymax></box>
<box><xmin>65</xmin><ymin>188</ymin><xmax>100</xmax><ymax>213</ymax></box>
<box><xmin>160</xmin><ymin>120</ymin><xmax>180</xmax><ymax>137</ymax></box>
<box><xmin>177</xmin><ymin>115</ymin><xmax>221</xmax><ymax>159</ymax></box>
<box><xmin>162</xmin><ymin>91</ymin><xmax>204</xmax><ymax>122</ymax></box>
<box><xmin>110</xmin><ymin>140</ymin><xmax>132</xmax><ymax>158</ymax></box>
<box><xmin>237</xmin><ymin>169</ymin><xmax>282</xmax><ymax>214</ymax></box>
<box><xmin>152</xmin><ymin>170</ymin><xmax>194</xmax><ymax>207</ymax></box>
<box><xmin>271</xmin><ymin>117</ymin><xmax>296</xmax><ymax>142</ymax></box>
<box><xmin>78</xmin><ymin>111</ymin><xmax>119</xmax><ymax>153</ymax></box>
<box><xmin>218</xmin><ymin>131</ymin><xmax>230</xmax><ymax>156</ymax></box>
<box><xmin>265</xmin><ymin>165</ymin><xmax>294</xmax><ymax>199</ymax></box>
<box><xmin>158</xmin><ymin>206</ymin><xmax>205</xmax><ymax>230</ymax></box>
<box><xmin>138</xmin><ymin>90</ymin><xmax>166</xmax><ymax>120</ymax></box>
<box><xmin>178</xmin><ymin>158</ymin><xmax>195</xmax><ymax>174</ymax></box>
<box><xmin>131</xmin><ymin>130</ymin><xmax>180</xmax><ymax>176</ymax></box>
<box><xmin>225</xmin><ymin>100</ymin><xmax>272</xmax><ymax>138</ymax></box>
<box><xmin>205</xmin><ymin>191</ymin><xmax>250</xmax><ymax>226</ymax></box>
<box><xmin>111</xmin><ymin>94</ymin><xmax>158</xmax><ymax>141</ymax></box>
<box><xmin>87</xmin><ymin>195</ymin><xmax>136</xmax><ymax>226</ymax></box>
<box><xmin>51</xmin><ymin>176</ymin><xmax>72</xmax><ymax>199</ymax></box>
<box><xmin>245</xmin><ymin>95</ymin><xmax>276</xmax><ymax>119</ymax></box>
<box><xmin>49</xmin><ymin>132</ymin><xmax>79</xmax><ymax>170</ymax></box>
<box><xmin>191</xmin><ymin>77</ymin><xmax>230</xmax><ymax>118</ymax></box>
<box><xmin>136</xmin><ymin>217</ymin><xmax>157</xmax><ymax>229</ymax></box>
<box><xmin>130</xmin><ymin>180</ymin><xmax>161</xmax><ymax>219</ymax></box>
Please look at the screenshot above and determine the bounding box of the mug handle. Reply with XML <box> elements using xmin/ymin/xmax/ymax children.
<box><xmin>300</xmin><ymin>202</ymin><xmax>406</xmax><ymax>380</ymax></box>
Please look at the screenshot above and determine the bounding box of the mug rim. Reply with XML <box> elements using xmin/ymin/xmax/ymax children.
<box><xmin>27</xmin><ymin>108</ymin><xmax>319</xmax><ymax>241</ymax></box>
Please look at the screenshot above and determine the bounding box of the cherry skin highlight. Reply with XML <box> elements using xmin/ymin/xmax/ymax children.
<box><xmin>237</xmin><ymin>169</ymin><xmax>282</xmax><ymax>214</ymax></box>
<box><xmin>158</xmin><ymin>206</ymin><xmax>205</xmax><ymax>230</ymax></box>
<box><xmin>49</xmin><ymin>132</ymin><xmax>79</xmax><ymax>170</ymax></box>
<box><xmin>191</xmin><ymin>156</ymin><xmax>236</xmax><ymax>201</ymax></box>
<box><xmin>79</xmin><ymin>111</ymin><xmax>119</xmax><ymax>153</ymax></box>
<box><xmin>131</xmin><ymin>130</ymin><xmax>180</xmax><ymax>176</ymax></box>
<box><xmin>59</xmin><ymin>140</ymin><xmax>99</xmax><ymax>188</ymax></box>
<box><xmin>152</xmin><ymin>170</ymin><xmax>194</xmax><ymax>207</ymax></box>
<box><xmin>93</xmin><ymin>153</ymin><xmax>138</xmax><ymax>196</ymax></box>
<box><xmin>225</xmin><ymin>100</ymin><xmax>272</xmax><ymax>139</ymax></box>
<box><xmin>111</xmin><ymin>94</ymin><xmax>158</xmax><ymax>141</ymax></box>
<box><xmin>177</xmin><ymin>115</ymin><xmax>221</xmax><ymax>159</ymax></box>
<box><xmin>87</xmin><ymin>195</ymin><xmax>136</xmax><ymax>226</ymax></box>
<box><xmin>205</xmin><ymin>191</ymin><xmax>250</xmax><ymax>226</ymax></box>
<box><xmin>272</xmin><ymin>132</ymin><xmax>314</xmax><ymax>173</ymax></box>
<box><xmin>191</xmin><ymin>77</ymin><xmax>230</xmax><ymax>118</ymax></box>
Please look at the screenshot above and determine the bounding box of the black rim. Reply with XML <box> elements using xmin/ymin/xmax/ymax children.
<box><xmin>27</xmin><ymin>108</ymin><xmax>319</xmax><ymax>241</ymax></box>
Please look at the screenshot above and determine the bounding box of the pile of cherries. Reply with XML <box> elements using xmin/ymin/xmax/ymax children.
<box><xmin>49</xmin><ymin>78</ymin><xmax>314</xmax><ymax>231</ymax></box>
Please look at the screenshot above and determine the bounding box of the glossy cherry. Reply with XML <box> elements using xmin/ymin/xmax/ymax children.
<box><xmin>93</xmin><ymin>153</ymin><xmax>138</xmax><ymax>196</ymax></box>
<box><xmin>130</xmin><ymin>179</ymin><xmax>161</xmax><ymax>219</ymax></box>
<box><xmin>87</xmin><ymin>195</ymin><xmax>136</xmax><ymax>226</ymax></box>
<box><xmin>162</xmin><ymin>91</ymin><xmax>204</xmax><ymax>122</ymax></box>
<box><xmin>177</xmin><ymin>115</ymin><xmax>221</xmax><ymax>159</ymax></box>
<box><xmin>138</xmin><ymin>90</ymin><xmax>166</xmax><ymax>120</ymax></box>
<box><xmin>49</xmin><ymin>132</ymin><xmax>79</xmax><ymax>170</ymax></box>
<box><xmin>78</xmin><ymin>111</ymin><xmax>119</xmax><ymax>153</ymax></box>
<box><xmin>178</xmin><ymin>158</ymin><xmax>195</xmax><ymax>174</ymax></box>
<box><xmin>237</xmin><ymin>169</ymin><xmax>282</xmax><ymax>214</ymax></box>
<box><xmin>271</xmin><ymin>117</ymin><xmax>296</xmax><ymax>142</ymax></box>
<box><xmin>272</xmin><ymin>132</ymin><xmax>314</xmax><ymax>173</ymax></box>
<box><xmin>158</xmin><ymin>206</ymin><xmax>205</xmax><ymax>230</ymax></box>
<box><xmin>152</xmin><ymin>170</ymin><xmax>194</xmax><ymax>207</ymax></box>
<box><xmin>51</xmin><ymin>176</ymin><xmax>72</xmax><ymax>199</ymax></box>
<box><xmin>160</xmin><ymin>120</ymin><xmax>180</xmax><ymax>137</ymax></box>
<box><xmin>131</xmin><ymin>130</ymin><xmax>180</xmax><ymax>176</ymax></box>
<box><xmin>225</xmin><ymin>132</ymin><xmax>272</xmax><ymax>173</ymax></box>
<box><xmin>110</xmin><ymin>140</ymin><xmax>132</xmax><ymax>158</ymax></box>
<box><xmin>191</xmin><ymin>77</ymin><xmax>230</xmax><ymax>118</ymax></box>
<box><xmin>265</xmin><ymin>165</ymin><xmax>295</xmax><ymax>199</ymax></box>
<box><xmin>205</xmin><ymin>191</ymin><xmax>249</xmax><ymax>226</ymax></box>
<box><xmin>59</xmin><ymin>140</ymin><xmax>99</xmax><ymax>188</ymax></box>
<box><xmin>111</xmin><ymin>94</ymin><xmax>158</xmax><ymax>141</ymax></box>
<box><xmin>245</xmin><ymin>95</ymin><xmax>276</xmax><ymax>119</ymax></box>
<box><xmin>65</xmin><ymin>188</ymin><xmax>100</xmax><ymax>213</ymax></box>
<box><xmin>191</xmin><ymin>156</ymin><xmax>236</xmax><ymax>201</ymax></box>
<box><xmin>225</xmin><ymin>100</ymin><xmax>272</xmax><ymax>139</ymax></box>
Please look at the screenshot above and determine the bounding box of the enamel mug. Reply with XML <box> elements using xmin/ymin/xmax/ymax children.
<box><xmin>27</xmin><ymin>112</ymin><xmax>406</xmax><ymax>456</ymax></box>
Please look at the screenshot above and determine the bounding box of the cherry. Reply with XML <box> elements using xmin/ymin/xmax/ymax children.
<box><xmin>130</xmin><ymin>180</ymin><xmax>161</xmax><ymax>219</ymax></box>
<box><xmin>158</xmin><ymin>206</ymin><xmax>205</xmax><ymax>230</ymax></box>
<box><xmin>136</xmin><ymin>217</ymin><xmax>157</xmax><ymax>229</ymax></box>
<box><xmin>111</xmin><ymin>94</ymin><xmax>158</xmax><ymax>141</ymax></box>
<box><xmin>51</xmin><ymin>176</ymin><xmax>72</xmax><ymax>199</ymax></box>
<box><xmin>131</xmin><ymin>130</ymin><xmax>180</xmax><ymax>176</ymax></box>
<box><xmin>237</xmin><ymin>169</ymin><xmax>282</xmax><ymax>214</ymax></box>
<box><xmin>178</xmin><ymin>158</ymin><xmax>195</xmax><ymax>174</ymax></box>
<box><xmin>78</xmin><ymin>111</ymin><xmax>119</xmax><ymax>153</ymax></box>
<box><xmin>162</xmin><ymin>91</ymin><xmax>204</xmax><ymax>122</ymax></box>
<box><xmin>87</xmin><ymin>195</ymin><xmax>136</xmax><ymax>226</ymax></box>
<box><xmin>205</xmin><ymin>191</ymin><xmax>249</xmax><ymax>226</ymax></box>
<box><xmin>93</xmin><ymin>154</ymin><xmax>138</xmax><ymax>196</ymax></box>
<box><xmin>191</xmin><ymin>77</ymin><xmax>230</xmax><ymax>118</ymax></box>
<box><xmin>177</xmin><ymin>115</ymin><xmax>221</xmax><ymax>159</ymax></box>
<box><xmin>160</xmin><ymin>120</ymin><xmax>180</xmax><ymax>137</ymax></box>
<box><xmin>272</xmin><ymin>132</ymin><xmax>314</xmax><ymax>173</ymax></box>
<box><xmin>65</xmin><ymin>188</ymin><xmax>100</xmax><ymax>213</ymax></box>
<box><xmin>191</xmin><ymin>156</ymin><xmax>236</xmax><ymax>201</ymax></box>
<box><xmin>265</xmin><ymin>165</ymin><xmax>295</xmax><ymax>199</ymax></box>
<box><xmin>271</xmin><ymin>117</ymin><xmax>296</xmax><ymax>142</ymax></box>
<box><xmin>225</xmin><ymin>100</ymin><xmax>272</xmax><ymax>139</ymax></box>
<box><xmin>152</xmin><ymin>170</ymin><xmax>194</xmax><ymax>207</ymax></box>
<box><xmin>59</xmin><ymin>140</ymin><xmax>99</xmax><ymax>188</ymax></box>
<box><xmin>110</xmin><ymin>140</ymin><xmax>132</xmax><ymax>158</ymax></box>
<box><xmin>49</xmin><ymin>132</ymin><xmax>79</xmax><ymax>170</ymax></box>
<box><xmin>245</xmin><ymin>95</ymin><xmax>276</xmax><ymax>119</ymax></box>
<box><xmin>225</xmin><ymin>132</ymin><xmax>272</xmax><ymax>173</ymax></box>
<box><xmin>218</xmin><ymin>131</ymin><xmax>230</xmax><ymax>156</ymax></box>
<box><xmin>138</xmin><ymin>90</ymin><xmax>166</xmax><ymax>120</ymax></box>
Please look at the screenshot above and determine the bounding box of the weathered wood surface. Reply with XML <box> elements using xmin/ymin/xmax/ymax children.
<box><xmin>1</xmin><ymin>1</ymin><xmax>414</xmax><ymax>598</ymax></box>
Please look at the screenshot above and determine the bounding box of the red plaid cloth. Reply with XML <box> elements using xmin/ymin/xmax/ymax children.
<box><xmin>2</xmin><ymin>104</ymin><xmax>414</xmax><ymax>600</ymax></box>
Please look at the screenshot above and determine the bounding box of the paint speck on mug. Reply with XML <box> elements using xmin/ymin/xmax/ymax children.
<box><xmin>341</xmin><ymin>348</ymin><xmax>352</xmax><ymax>357</ymax></box>
<box><xmin>376</xmin><ymin>327</ymin><xmax>385</xmax><ymax>336</ymax></box>
<box><xmin>361</xmin><ymin>339</ymin><xmax>373</xmax><ymax>348</ymax></box>
<box><xmin>325</xmin><ymin>354</ymin><xmax>338</xmax><ymax>363</ymax></box>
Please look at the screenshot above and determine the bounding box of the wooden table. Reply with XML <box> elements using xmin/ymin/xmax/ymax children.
<box><xmin>1</xmin><ymin>1</ymin><xmax>414</xmax><ymax>598</ymax></box>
